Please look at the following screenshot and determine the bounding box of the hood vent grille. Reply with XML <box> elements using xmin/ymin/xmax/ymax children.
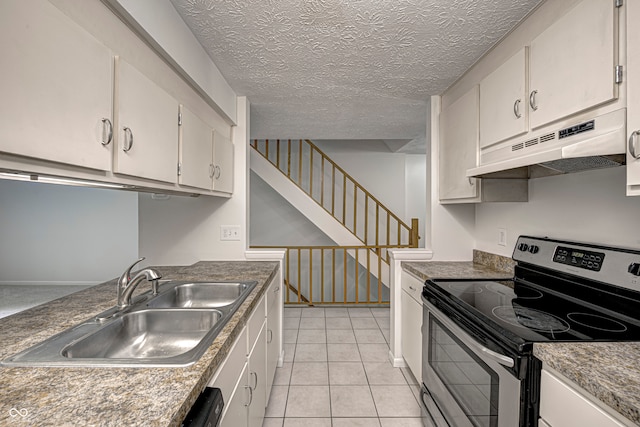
<box><xmin>512</xmin><ymin>142</ymin><xmax>524</xmax><ymax>151</ymax></box>
<box><xmin>540</xmin><ymin>156</ymin><xmax>624</xmax><ymax>173</ymax></box>
<box><xmin>540</xmin><ymin>133</ymin><xmax>556</xmax><ymax>143</ymax></box>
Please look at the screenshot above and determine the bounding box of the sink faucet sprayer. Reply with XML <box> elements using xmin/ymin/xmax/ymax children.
<box><xmin>117</xmin><ymin>257</ymin><xmax>162</xmax><ymax>308</ymax></box>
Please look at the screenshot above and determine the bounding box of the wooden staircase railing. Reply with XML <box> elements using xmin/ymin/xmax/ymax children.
<box><xmin>251</xmin><ymin>139</ymin><xmax>420</xmax><ymax>262</ymax></box>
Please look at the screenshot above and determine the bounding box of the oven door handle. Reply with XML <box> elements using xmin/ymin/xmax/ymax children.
<box><xmin>477</xmin><ymin>346</ymin><xmax>515</xmax><ymax>368</ymax></box>
<box><xmin>428</xmin><ymin>302</ymin><xmax>515</xmax><ymax>368</ymax></box>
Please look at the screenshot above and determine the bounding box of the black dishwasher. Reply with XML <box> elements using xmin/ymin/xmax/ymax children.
<box><xmin>181</xmin><ymin>387</ymin><xmax>224</xmax><ymax>427</ymax></box>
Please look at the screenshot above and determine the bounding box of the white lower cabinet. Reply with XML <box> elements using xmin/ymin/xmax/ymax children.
<box><xmin>248</xmin><ymin>324</ymin><xmax>267</xmax><ymax>427</ymax></box>
<box><xmin>221</xmin><ymin>361</ymin><xmax>249</xmax><ymax>427</ymax></box>
<box><xmin>400</xmin><ymin>271</ymin><xmax>423</xmax><ymax>381</ymax></box>
<box><xmin>539</xmin><ymin>368</ymin><xmax>632</xmax><ymax>427</ymax></box>
<box><xmin>211</xmin><ymin>286</ymin><xmax>281</xmax><ymax>427</ymax></box>
<box><xmin>265</xmin><ymin>279</ymin><xmax>282</xmax><ymax>403</ymax></box>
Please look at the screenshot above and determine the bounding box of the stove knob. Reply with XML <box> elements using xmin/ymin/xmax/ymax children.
<box><xmin>528</xmin><ymin>245</ymin><xmax>539</xmax><ymax>254</ymax></box>
<box><xmin>628</xmin><ymin>263</ymin><xmax>640</xmax><ymax>276</ymax></box>
<box><xmin>518</xmin><ymin>243</ymin><xmax>529</xmax><ymax>252</ymax></box>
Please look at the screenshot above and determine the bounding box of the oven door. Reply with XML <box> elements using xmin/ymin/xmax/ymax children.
<box><xmin>421</xmin><ymin>299</ymin><xmax>521</xmax><ymax>427</ymax></box>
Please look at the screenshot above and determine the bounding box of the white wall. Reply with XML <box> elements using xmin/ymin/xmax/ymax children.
<box><xmin>475</xmin><ymin>166</ymin><xmax>640</xmax><ymax>256</ymax></box>
<box><xmin>250</xmin><ymin>172</ymin><xmax>335</xmax><ymax>247</ymax></box>
<box><xmin>138</xmin><ymin>97</ymin><xmax>250</xmax><ymax>265</ymax></box>
<box><xmin>0</xmin><ymin>180</ymin><xmax>138</xmax><ymax>283</ymax></box>
<box><xmin>313</xmin><ymin>141</ymin><xmax>411</xmax><ymax>221</ymax></box>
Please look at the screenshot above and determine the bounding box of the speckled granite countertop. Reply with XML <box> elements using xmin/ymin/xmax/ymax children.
<box><xmin>402</xmin><ymin>249</ymin><xmax>516</xmax><ymax>281</ymax></box>
<box><xmin>0</xmin><ymin>261</ymin><xmax>279</xmax><ymax>427</ymax></box>
<box><xmin>535</xmin><ymin>343</ymin><xmax>640</xmax><ymax>425</ymax></box>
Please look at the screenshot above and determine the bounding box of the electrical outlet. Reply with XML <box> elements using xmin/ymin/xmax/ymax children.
<box><xmin>498</xmin><ymin>228</ymin><xmax>507</xmax><ymax>246</ymax></box>
<box><xmin>220</xmin><ymin>225</ymin><xmax>241</xmax><ymax>241</ymax></box>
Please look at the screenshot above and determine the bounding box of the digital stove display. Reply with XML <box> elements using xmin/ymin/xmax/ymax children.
<box><xmin>553</xmin><ymin>246</ymin><xmax>605</xmax><ymax>271</ymax></box>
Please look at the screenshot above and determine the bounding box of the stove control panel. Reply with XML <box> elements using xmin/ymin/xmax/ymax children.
<box><xmin>553</xmin><ymin>246</ymin><xmax>605</xmax><ymax>271</ymax></box>
<box><xmin>514</xmin><ymin>236</ymin><xmax>640</xmax><ymax>293</ymax></box>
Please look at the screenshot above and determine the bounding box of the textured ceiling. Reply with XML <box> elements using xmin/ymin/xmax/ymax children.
<box><xmin>169</xmin><ymin>0</ymin><xmax>542</xmax><ymax>153</ymax></box>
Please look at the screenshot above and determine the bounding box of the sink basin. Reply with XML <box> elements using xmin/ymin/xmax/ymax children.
<box><xmin>62</xmin><ymin>309</ymin><xmax>223</xmax><ymax>360</ymax></box>
<box><xmin>147</xmin><ymin>282</ymin><xmax>256</xmax><ymax>308</ymax></box>
<box><xmin>1</xmin><ymin>279</ymin><xmax>258</xmax><ymax>367</ymax></box>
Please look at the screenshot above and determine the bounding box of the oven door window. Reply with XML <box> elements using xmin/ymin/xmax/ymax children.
<box><xmin>429</xmin><ymin>317</ymin><xmax>499</xmax><ymax>427</ymax></box>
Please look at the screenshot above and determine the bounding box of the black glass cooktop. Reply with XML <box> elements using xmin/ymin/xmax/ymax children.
<box><xmin>423</xmin><ymin>278</ymin><xmax>640</xmax><ymax>345</ymax></box>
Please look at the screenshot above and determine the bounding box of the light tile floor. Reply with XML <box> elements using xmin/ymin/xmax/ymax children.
<box><xmin>263</xmin><ymin>306</ymin><xmax>423</xmax><ymax>427</ymax></box>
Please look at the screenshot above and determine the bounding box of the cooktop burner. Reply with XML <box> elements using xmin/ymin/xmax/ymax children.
<box><xmin>492</xmin><ymin>305</ymin><xmax>571</xmax><ymax>334</ymax></box>
<box><xmin>566</xmin><ymin>312</ymin><xmax>628</xmax><ymax>332</ymax></box>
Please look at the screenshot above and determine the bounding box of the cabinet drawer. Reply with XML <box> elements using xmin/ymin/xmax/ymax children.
<box><xmin>209</xmin><ymin>326</ymin><xmax>248</xmax><ymax>405</ymax></box>
<box><xmin>248</xmin><ymin>295</ymin><xmax>266</xmax><ymax>349</ymax></box>
<box><xmin>540</xmin><ymin>369</ymin><xmax>630</xmax><ymax>427</ymax></box>
<box><xmin>401</xmin><ymin>271</ymin><xmax>423</xmax><ymax>303</ymax></box>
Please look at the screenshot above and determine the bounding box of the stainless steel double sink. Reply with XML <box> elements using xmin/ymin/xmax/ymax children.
<box><xmin>1</xmin><ymin>280</ymin><xmax>257</xmax><ymax>368</ymax></box>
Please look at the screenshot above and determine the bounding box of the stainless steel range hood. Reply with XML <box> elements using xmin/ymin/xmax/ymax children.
<box><xmin>467</xmin><ymin>109</ymin><xmax>626</xmax><ymax>178</ymax></box>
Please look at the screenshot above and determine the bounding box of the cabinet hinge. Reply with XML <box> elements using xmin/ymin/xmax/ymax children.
<box><xmin>177</xmin><ymin>163</ymin><xmax>182</xmax><ymax>176</ymax></box>
<box><xmin>615</xmin><ymin>0</ymin><xmax>623</xmax><ymax>8</ymax></box>
<box><xmin>615</xmin><ymin>65</ymin><xmax>623</xmax><ymax>84</ymax></box>
<box><xmin>178</xmin><ymin>112</ymin><xmax>182</xmax><ymax>126</ymax></box>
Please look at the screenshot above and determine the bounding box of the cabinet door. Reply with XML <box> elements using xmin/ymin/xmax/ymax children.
<box><xmin>540</xmin><ymin>369</ymin><xmax>628</xmax><ymax>427</ymax></box>
<box><xmin>248</xmin><ymin>324</ymin><xmax>267</xmax><ymax>427</ymax></box>
<box><xmin>627</xmin><ymin>0</ymin><xmax>640</xmax><ymax>193</ymax></box>
<box><xmin>220</xmin><ymin>362</ymin><xmax>249</xmax><ymax>427</ymax></box>
<box><xmin>266</xmin><ymin>281</ymin><xmax>282</xmax><ymax>402</ymax></box>
<box><xmin>480</xmin><ymin>48</ymin><xmax>528</xmax><ymax>148</ymax></box>
<box><xmin>401</xmin><ymin>271</ymin><xmax>423</xmax><ymax>381</ymax></box>
<box><xmin>529</xmin><ymin>0</ymin><xmax>617</xmax><ymax>129</ymax></box>
<box><xmin>0</xmin><ymin>0</ymin><xmax>112</xmax><ymax>171</ymax></box>
<box><xmin>115</xmin><ymin>57</ymin><xmax>179</xmax><ymax>183</ymax></box>
<box><xmin>439</xmin><ymin>86</ymin><xmax>480</xmax><ymax>201</ymax></box>
<box><xmin>212</xmin><ymin>130</ymin><xmax>234</xmax><ymax>193</ymax></box>
<box><xmin>179</xmin><ymin>106</ymin><xmax>214</xmax><ymax>190</ymax></box>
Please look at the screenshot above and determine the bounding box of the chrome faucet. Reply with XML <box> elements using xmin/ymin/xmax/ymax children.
<box><xmin>117</xmin><ymin>257</ymin><xmax>162</xmax><ymax>308</ymax></box>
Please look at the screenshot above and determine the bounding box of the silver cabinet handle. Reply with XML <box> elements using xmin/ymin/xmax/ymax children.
<box><xmin>214</xmin><ymin>165</ymin><xmax>221</xmax><ymax>179</ymax></box>
<box><xmin>250</xmin><ymin>371</ymin><xmax>258</xmax><ymax>390</ymax></box>
<box><xmin>122</xmin><ymin>127</ymin><xmax>134</xmax><ymax>152</ymax></box>
<box><xmin>101</xmin><ymin>118</ymin><xmax>113</xmax><ymax>146</ymax></box>
<box><xmin>409</xmin><ymin>286</ymin><xmax>416</xmax><ymax>291</ymax></box>
<box><xmin>513</xmin><ymin>99</ymin><xmax>522</xmax><ymax>118</ymax></box>
<box><xmin>244</xmin><ymin>385</ymin><xmax>253</xmax><ymax>407</ymax></box>
<box><xmin>267</xmin><ymin>328</ymin><xmax>273</xmax><ymax>343</ymax></box>
<box><xmin>209</xmin><ymin>163</ymin><xmax>215</xmax><ymax>179</ymax></box>
<box><xmin>629</xmin><ymin>130</ymin><xmax>640</xmax><ymax>159</ymax></box>
<box><xmin>529</xmin><ymin>90</ymin><xmax>538</xmax><ymax>111</ymax></box>
<box><xmin>274</xmin><ymin>286</ymin><xmax>280</xmax><ymax>293</ymax></box>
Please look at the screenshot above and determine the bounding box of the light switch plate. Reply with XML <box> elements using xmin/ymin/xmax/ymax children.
<box><xmin>498</xmin><ymin>228</ymin><xmax>507</xmax><ymax>246</ymax></box>
<box><xmin>220</xmin><ymin>225</ymin><xmax>241</xmax><ymax>241</ymax></box>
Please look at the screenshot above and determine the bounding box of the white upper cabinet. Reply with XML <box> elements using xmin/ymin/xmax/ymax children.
<box><xmin>627</xmin><ymin>0</ymin><xmax>640</xmax><ymax>193</ymax></box>
<box><xmin>440</xmin><ymin>86</ymin><xmax>481</xmax><ymax>202</ymax></box>
<box><xmin>480</xmin><ymin>48</ymin><xmax>528</xmax><ymax>148</ymax></box>
<box><xmin>179</xmin><ymin>106</ymin><xmax>214</xmax><ymax>190</ymax></box>
<box><xmin>439</xmin><ymin>88</ymin><xmax>529</xmax><ymax>204</ymax></box>
<box><xmin>213</xmin><ymin>131</ymin><xmax>234</xmax><ymax>194</ymax></box>
<box><xmin>529</xmin><ymin>0</ymin><xmax>618</xmax><ymax>129</ymax></box>
<box><xmin>0</xmin><ymin>0</ymin><xmax>113</xmax><ymax>171</ymax></box>
<box><xmin>114</xmin><ymin>57</ymin><xmax>179</xmax><ymax>184</ymax></box>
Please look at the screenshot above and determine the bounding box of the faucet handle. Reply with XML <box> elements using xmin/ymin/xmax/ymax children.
<box><xmin>118</xmin><ymin>257</ymin><xmax>145</xmax><ymax>288</ymax></box>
